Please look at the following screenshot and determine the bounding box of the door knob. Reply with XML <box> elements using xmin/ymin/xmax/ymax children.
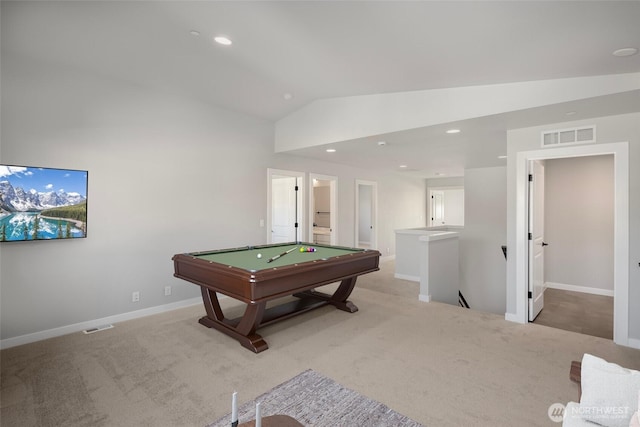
<box><xmin>542</xmin><ymin>242</ymin><xmax>549</xmax><ymax>246</ymax></box>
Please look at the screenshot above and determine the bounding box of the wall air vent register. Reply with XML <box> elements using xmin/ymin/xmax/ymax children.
<box><xmin>541</xmin><ymin>125</ymin><xmax>596</xmax><ymax>147</ymax></box>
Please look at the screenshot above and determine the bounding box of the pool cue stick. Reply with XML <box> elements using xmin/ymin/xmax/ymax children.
<box><xmin>231</xmin><ymin>391</ymin><xmax>238</xmax><ymax>427</ymax></box>
<box><xmin>266</xmin><ymin>246</ymin><xmax>298</xmax><ymax>263</ymax></box>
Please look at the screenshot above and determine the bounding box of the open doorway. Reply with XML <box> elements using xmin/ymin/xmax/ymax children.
<box><xmin>513</xmin><ymin>141</ymin><xmax>629</xmax><ymax>347</ymax></box>
<box><xmin>309</xmin><ymin>174</ymin><xmax>337</xmax><ymax>245</ymax></box>
<box><xmin>267</xmin><ymin>169</ymin><xmax>304</xmax><ymax>243</ymax></box>
<box><xmin>428</xmin><ymin>187</ymin><xmax>464</xmax><ymax>227</ymax></box>
<box><xmin>355</xmin><ymin>180</ymin><xmax>377</xmax><ymax>249</ymax></box>
<box><xmin>531</xmin><ymin>155</ymin><xmax>614</xmax><ymax>339</ymax></box>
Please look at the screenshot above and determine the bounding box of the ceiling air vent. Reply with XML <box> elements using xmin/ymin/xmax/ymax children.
<box><xmin>541</xmin><ymin>125</ymin><xmax>596</xmax><ymax>147</ymax></box>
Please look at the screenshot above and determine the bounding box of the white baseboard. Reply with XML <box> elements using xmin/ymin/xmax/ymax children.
<box><xmin>0</xmin><ymin>297</ymin><xmax>202</xmax><ymax>350</ymax></box>
<box><xmin>380</xmin><ymin>254</ymin><xmax>395</xmax><ymax>262</ymax></box>
<box><xmin>394</xmin><ymin>273</ymin><xmax>419</xmax><ymax>282</ymax></box>
<box><xmin>546</xmin><ymin>282</ymin><xmax>614</xmax><ymax>297</ymax></box>
<box><xmin>627</xmin><ymin>338</ymin><xmax>640</xmax><ymax>350</ymax></box>
<box><xmin>418</xmin><ymin>294</ymin><xmax>431</xmax><ymax>302</ymax></box>
<box><xmin>504</xmin><ymin>312</ymin><xmax>523</xmax><ymax>323</ymax></box>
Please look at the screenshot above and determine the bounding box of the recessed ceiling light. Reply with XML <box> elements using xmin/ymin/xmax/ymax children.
<box><xmin>326</xmin><ymin>148</ymin><xmax>336</xmax><ymax>153</ymax></box>
<box><xmin>435</xmin><ymin>172</ymin><xmax>445</xmax><ymax>176</ymax></box>
<box><xmin>283</xmin><ymin>93</ymin><xmax>294</xmax><ymax>101</ymax></box>
<box><xmin>612</xmin><ymin>47</ymin><xmax>638</xmax><ymax>57</ymax></box>
<box><xmin>498</xmin><ymin>155</ymin><xmax>507</xmax><ymax>159</ymax></box>
<box><xmin>565</xmin><ymin>111</ymin><xmax>577</xmax><ymax>116</ymax></box>
<box><xmin>214</xmin><ymin>36</ymin><xmax>232</xmax><ymax>46</ymax></box>
<box><xmin>377</xmin><ymin>141</ymin><xmax>386</xmax><ymax>146</ymax></box>
<box><xmin>190</xmin><ymin>30</ymin><xmax>201</xmax><ymax>37</ymax></box>
<box><xmin>446</xmin><ymin>129</ymin><xmax>461</xmax><ymax>134</ymax></box>
<box><xmin>399</xmin><ymin>165</ymin><xmax>407</xmax><ymax>168</ymax></box>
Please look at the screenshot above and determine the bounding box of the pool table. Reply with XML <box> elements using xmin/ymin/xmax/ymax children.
<box><xmin>172</xmin><ymin>242</ymin><xmax>380</xmax><ymax>353</ymax></box>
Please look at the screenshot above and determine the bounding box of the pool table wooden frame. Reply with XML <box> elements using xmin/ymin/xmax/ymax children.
<box><xmin>172</xmin><ymin>243</ymin><xmax>380</xmax><ymax>353</ymax></box>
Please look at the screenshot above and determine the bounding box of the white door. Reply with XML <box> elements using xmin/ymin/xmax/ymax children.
<box><xmin>355</xmin><ymin>180</ymin><xmax>377</xmax><ymax>249</ymax></box>
<box><xmin>431</xmin><ymin>190</ymin><xmax>445</xmax><ymax>226</ymax></box>
<box><xmin>271</xmin><ymin>175</ymin><xmax>298</xmax><ymax>243</ymax></box>
<box><xmin>528</xmin><ymin>160</ymin><xmax>546</xmax><ymax>321</ymax></box>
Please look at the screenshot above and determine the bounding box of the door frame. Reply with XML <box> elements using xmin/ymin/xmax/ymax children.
<box><xmin>513</xmin><ymin>142</ymin><xmax>628</xmax><ymax>346</ymax></box>
<box><xmin>354</xmin><ymin>180</ymin><xmax>377</xmax><ymax>249</ymax></box>
<box><xmin>267</xmin><ymin>168</ymin><xmax>305</xmax><ymax>243</ymax></box>
<box><xmin>308</xmin><ymin>173</ymin><xmax>337</xmax><ymax>245</ymax></box>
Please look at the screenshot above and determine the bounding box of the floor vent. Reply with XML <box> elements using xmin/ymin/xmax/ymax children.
<box><xmin>83</xmin><ymin>324</ymin><xmax>114</xmax><ymax>334</ymax></box>
<box><xmin>541</xmin><ymin>125</ymin><xmax>596</xmax><ymax>147</ymax></box>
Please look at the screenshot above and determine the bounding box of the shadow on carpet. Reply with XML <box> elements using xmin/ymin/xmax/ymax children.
<box><xmin>208</xmin><ymin>369</ymin><xmax>423</xmax><ymax>427</ymax></box>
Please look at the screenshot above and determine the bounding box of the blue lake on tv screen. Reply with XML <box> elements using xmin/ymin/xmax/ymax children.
<box><xmin>0</xmin><ymin>212</ymin><xmax>84</xmax><ymax>241</ymax></box>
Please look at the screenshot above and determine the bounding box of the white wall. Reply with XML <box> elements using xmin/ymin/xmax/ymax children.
<box><xmin>425</xmin><ymin>177</ymin><xmax>465</xmax><ymax>188</ymax></box>
<box><xmin>544</xmin><ymin>155</ymin><xmax>614</xmax><ymax>292</ymax></box>
<box><xmin>377</xmin><ymin>176</ymin><xmax>427</xmax><ymax>256</ymax></box>
<box><xmin>0</xmin><ymin>50</ymin><xmax>426</xmax><ymax>345</ymax></box>
<box><xmin>506</xmin><ymin>112</ymin><xmax>640</xmax><ymax>343</ymax></box>
<box><xmin>459</xmin><ymin>167</ymin><xmax>507</xmax><ymax>314</ymax></box>
<box><xmin>442</xmin><ymin>189</ymin><xmax>464</xmax><ymax>226</ymax></box>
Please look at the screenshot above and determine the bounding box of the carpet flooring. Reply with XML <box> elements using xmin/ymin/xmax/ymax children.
<box><xmin>207</xmin><ymin>369</ymin><xmax>422</xmax><ymax>427</ymax></box>
<box><xmin>1</xmin><ymin>259</ymin><xmax>639</xmax><ymax>427</ymax></box>
<box><xmin>533</xmin><ymin>288</ymin><xmax>614</xmax><ymax>339</ymax></box>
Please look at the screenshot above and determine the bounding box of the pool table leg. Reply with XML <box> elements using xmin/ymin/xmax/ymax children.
<box><xmin>299</xmin><ymin>276</ymin><xmax>359</xmax><ymax>313</ymax></box>
<box><xmin>198</xmin><ymin>287</ymin><xmax>269</xmax><ymax>353</ymax></box>
<box><xmin>331</xmin><ymin>277</ymin><xmax>359</xmax><ymax>312</ymax></box>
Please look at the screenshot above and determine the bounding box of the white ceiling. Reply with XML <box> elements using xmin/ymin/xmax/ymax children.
<box><xmin>2</xmin><ymin>1</ymin><xmax>640</xmax><ymax>176</ymax></box>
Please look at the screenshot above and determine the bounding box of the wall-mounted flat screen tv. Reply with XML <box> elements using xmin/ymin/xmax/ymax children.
<box><xmin>0</xmin><ymin>165</ymin><xmax>88</xmax><ymax>242</ymax></box>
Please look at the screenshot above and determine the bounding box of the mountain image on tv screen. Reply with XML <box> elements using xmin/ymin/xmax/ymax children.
<box><xmin>0</xmin><ymin>165</ymin><xmax>88</xmax><ymax>242</ymax></box>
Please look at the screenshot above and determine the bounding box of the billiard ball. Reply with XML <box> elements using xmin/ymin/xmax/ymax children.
<box><xmin>257</xmin><ymin>253</ymin><xmax>262</xmax><ymax>259</ymax></box>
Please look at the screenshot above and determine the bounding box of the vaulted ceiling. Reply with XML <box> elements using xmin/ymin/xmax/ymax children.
<box><xmin>2</xmin><ymin>1</ymin><xmax>639</xmax><ymax>176</ymax></box>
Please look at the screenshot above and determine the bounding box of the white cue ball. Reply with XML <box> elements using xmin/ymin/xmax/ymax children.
<box><xmin>257</xmin><ymin>253</ymin><xmax>262</xmax><ymax>259</ymax></box>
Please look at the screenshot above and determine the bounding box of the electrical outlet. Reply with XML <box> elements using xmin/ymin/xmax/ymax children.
<box><xmin>132</xmin><ymin>291</ymin><xmax>140</xmax><ymax>302</ymax></box>
<box><xmin>164</xmin><ymin>286</ymin><xmax>172</xmax><ymax>296</ymax></box>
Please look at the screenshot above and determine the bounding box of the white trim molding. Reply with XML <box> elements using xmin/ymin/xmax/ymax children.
<box><xmin>505</xmin><ymin>312</ymin><xmax>520</xmax><ymax>323</ymax></box>
<box><xmin>546</xmin><ymin>282</ymin><xmax>614</xmax><ymax>297</ymax></box>
<box><xmin>394</xmin><ymin>273</ymin><xmax>420</xmax><ymax>282</ymax></box>
<box><xmin>419</xmin><ymin>294</ymin><xmax>431</xmax><ymax>303</ymax></box>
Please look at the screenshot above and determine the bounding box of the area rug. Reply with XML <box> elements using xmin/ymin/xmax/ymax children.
<box><xmin>207</xmin><ymin>369</ymin><xmax>423</xmax><ymax>427</ymax></box>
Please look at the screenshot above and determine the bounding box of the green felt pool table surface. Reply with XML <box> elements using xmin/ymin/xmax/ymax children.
<box><xmin>172</xmin><ymin>242</ymin><xmax>380</xmax><ymax>352</ymax></box>
<box><xmin>192</xmin><ymin>243</ymin><xmax>364</xmax><ymax>271</ymax></box>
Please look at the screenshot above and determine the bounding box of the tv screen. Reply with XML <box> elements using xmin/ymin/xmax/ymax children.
<box><xmin>0</xmin><ymin>165</ymin><xmax>88</xmax><ymax>242</ymax></box>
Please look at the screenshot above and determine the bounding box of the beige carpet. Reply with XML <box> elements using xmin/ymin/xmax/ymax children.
<box><xmin>2</xmin><ymin>259</ymin><xmax>639</xmax><ymax>427</ymax></box>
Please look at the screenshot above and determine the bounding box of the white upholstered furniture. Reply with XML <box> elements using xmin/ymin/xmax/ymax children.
<box><xmin>563</xmin><ymin>354</ymin><xmax>640</xmax><ymax>427</ymax></box>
